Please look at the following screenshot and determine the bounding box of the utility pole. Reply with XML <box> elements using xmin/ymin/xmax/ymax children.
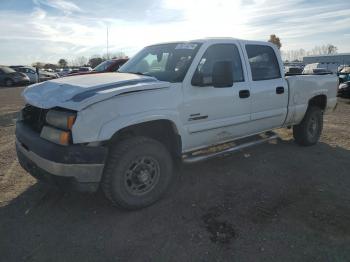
<box><xmin>106</xmin><ymin>26</ymin><xmax>109</xmax><ymax>60</ymax></box>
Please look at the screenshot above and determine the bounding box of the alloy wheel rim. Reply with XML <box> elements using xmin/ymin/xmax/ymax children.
<box><xmin>124</xmin><ymin>156</ymin><xmax>160</xmax><ymax>196</ymax></box>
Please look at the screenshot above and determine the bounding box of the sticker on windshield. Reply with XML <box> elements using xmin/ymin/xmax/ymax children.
<box><xmin>175</xmin><ymin>43</ymin><xmax>198</xmax><ymax>50</ymax></box>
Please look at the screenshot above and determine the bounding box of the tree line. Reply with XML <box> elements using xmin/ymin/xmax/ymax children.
<box><xmin>268</xmin><ymin>34</ymin><xmax>338</xmax><ymax>62</ymax></box>
<box><xmin>32</xmin><ymin>52</ymin><xmax>127</xmax><ymax>69</ymax></box>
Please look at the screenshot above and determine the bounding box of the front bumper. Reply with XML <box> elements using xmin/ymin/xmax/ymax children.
<box><xmin>16</xmin><ymin>121</ymin><xmax>108</xmax><ymax>192</ymax></box>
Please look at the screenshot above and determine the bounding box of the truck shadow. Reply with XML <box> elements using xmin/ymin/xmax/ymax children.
<box><xmin>1</xmin><ymin>139</ymin><xmax>350</xmax><ymax>261</ymax></box>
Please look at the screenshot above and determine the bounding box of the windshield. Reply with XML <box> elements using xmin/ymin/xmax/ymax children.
<box><xmin>118</xmin><ymin>42</ymin><xmax>202</xmax><ymax>82</ymax></box>
<box><xmin>94</xmin><ymin>60</ymin><xmax>114</xmax><ymax>72</ymax></box>
<box><xmin>1</xmin><ymin>66</ymin><xmax>16</xmax><ymax>74</ymax></box>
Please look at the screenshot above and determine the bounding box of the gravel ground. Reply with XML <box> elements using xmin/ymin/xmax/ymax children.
<box><xmin>0</xmin><ymin>86</ymin><xmax>350</xmax><ymax>262</ymax></box>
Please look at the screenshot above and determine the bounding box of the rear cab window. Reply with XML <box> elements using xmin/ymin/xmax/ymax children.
<box><xmin>245</xmin><ymin>45</ymin><xmax>281</xmax><ymax>81</ymax></box>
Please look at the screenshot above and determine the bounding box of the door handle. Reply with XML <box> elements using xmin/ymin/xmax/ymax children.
<box><xmin>239</xmin><ymin>90</ymin><xmax>250</xmax><ymax>98</ymax></box>
<box><xmin>276</xmin><ymin>86</ymin><xmax>284</xmax><ymax>94</ymax></box>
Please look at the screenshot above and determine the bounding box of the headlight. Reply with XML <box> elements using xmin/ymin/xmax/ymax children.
<box><xmin>40</xmin><ymin>110</ymin><xmax>76</xmax><ymax>145</ymax></box>
<box><xmin>40</xmin><ymin>126</ymin><xmax>71</xmax><ymax>146</ymax></box>
<box><xmin>46</xmin><ymin>110</ymin><xmax>76</xmax><ymax>130</ymax></box>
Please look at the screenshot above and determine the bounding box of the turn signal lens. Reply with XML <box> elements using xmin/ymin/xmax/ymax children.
<box><xmin>67</xmin><ymin>115</ymin><xmax>76</xmax><ymax>130</ymax></box>
<box><xmin>59</xmin><ymin>131</ymin><xmax>70</xmax><ymax>145</ymax></box>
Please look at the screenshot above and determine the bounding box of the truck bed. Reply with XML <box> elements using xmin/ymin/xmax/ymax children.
<box><xmin>284</xmin><ymin>74</ymin><xmax>338</xmax><ymax>125</ymax></box>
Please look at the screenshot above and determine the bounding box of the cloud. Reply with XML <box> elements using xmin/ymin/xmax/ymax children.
<box><xmin>33</xmin><ymin>0</ymin><xmax>81</xmax><ymax>14</ymax></box>
<box><xmin>0</xmin><ymin>0</ymin><xmax>349</xmax><ymax>65</ymax></box>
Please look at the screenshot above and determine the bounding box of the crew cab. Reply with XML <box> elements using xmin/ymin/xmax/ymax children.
<box><xmin>16</xmin><ymin>38</ymin><xmax>338</xmax><ymax>209</ymax></box>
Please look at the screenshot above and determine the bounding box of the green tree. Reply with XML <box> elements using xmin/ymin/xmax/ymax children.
<box><xmin>88</xmin><ymin>56</ymin><xmax>103</xmax><ymax>68</ymax></box>
<box><xmin>58</xmin><ymin>59</ymin><xmax>68</xmax><ymax>68</ymax></box>
<box><xmin>31</xmin><ymin>62</ymin><xmax>45</xmax><ymax>69</ymax></box>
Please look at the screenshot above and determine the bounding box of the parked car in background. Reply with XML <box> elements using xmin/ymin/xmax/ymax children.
<box><xmin>0</xmin><ymin>66</ymin><xmax>30</xmax><ymax>87</ymax></box>
<box><xmin>338</xmin><ymin>81</ymin><xmax>350</xmax><ymax>98</ymax></box>
<box><xmin>66</xmin><ymin>59</ymin><xmax>128</xmax><ymax>77</ymax></box>
<box><xmin>338</xmin><ymin>66</ymin><xmax>350</xmax><ymax>83</ymax></box>
<box><xmin>303</xmin><ymin>67</ymin><xmax>332</xmax><ymax>75</ymax></box>
<box><xmin>285</xmin><ymin>66</ymin><xmax>303</xmax><ymax>75</ymax></box>
<box><xmin>14</xmin><ymin>66</ymin><xmax>38</xmax><ymax>84</ymax></box>
<box><xmin>94</xmin><ymin>59</ymin><xmax>128</xmax><ymax>73</ymax></box>
<box><xmin>68</xmin><ymin>68</ymin><xmax>79</xmax><ymax>75</ymax></box>
<box><xmin>39</xmin><ymin>69</ymin><xmax>59</xmax><ymax>82</ymax></box>
<box><xmin>57</xmin><ymin>68</ymin><xmax>72</xmax><ymax>77</ymax></box>
<box><xmin>340</xmin><ymin>66</ymin><xmax>350</xmax><ymax>73</ymax></box>
<box><xmin>9</xmin><ymin>65</ymin><xmax>25</xmax><ymax>69</ymax></box>
<box><xmin>303</xmin><ymin>63</ymin><xmax>337</xmax><ymax>74</ymax></box>
<box><xmin>79</xmin><ymin>67</ymin><xmax>93</xmax><ymax>72</ymax></box>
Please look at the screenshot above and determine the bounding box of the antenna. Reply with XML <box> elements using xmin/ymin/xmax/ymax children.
<box><xmin>106</xmin><ymin>26</ymin><xmax>109</xmax><ymax>60</ymax></box>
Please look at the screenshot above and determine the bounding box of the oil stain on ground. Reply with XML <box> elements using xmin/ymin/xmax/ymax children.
<box><xmin>201</xmin><ymin>206</ymin><xmax>236</xmax><ymax>244</ymax></box>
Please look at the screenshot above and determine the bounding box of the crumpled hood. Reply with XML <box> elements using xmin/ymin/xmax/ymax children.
<box><xmin>22</xmin><ymin>73</ymin><xmax>169</xmax><ymax>111</ymax></box>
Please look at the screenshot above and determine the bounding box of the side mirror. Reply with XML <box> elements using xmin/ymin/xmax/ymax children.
<box><xmin>212</xmin><ymin>61</ymin><xmax>233</xmax><ymax>88</ymax></box>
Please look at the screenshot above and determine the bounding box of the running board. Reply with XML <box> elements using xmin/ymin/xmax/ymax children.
<box><xmin>182</xmin><ymin>131</ymin><xmax>278</xmax><ymax>163</ymax></box>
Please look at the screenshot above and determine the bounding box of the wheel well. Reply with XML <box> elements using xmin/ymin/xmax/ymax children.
<box><xmin>308</xmin><ymin>95</ymin><xmax>327</xmax><ymax>111</ymax></box>
<box><xmin>109</xmin><ymin>120</ymin><xmax>182</xmax><ymax>160</ymax></box>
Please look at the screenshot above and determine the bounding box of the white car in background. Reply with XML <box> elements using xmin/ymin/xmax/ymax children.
<box><xmin>39</xmin><ymin>69</ymin><xmax>59</xmax><ymax>81</ymax></box>
<box><xmin>15</xmin><ymin>67</ymin><xmax>38</xmax><ymax>84</ymax></box>
<box><xmin>303</xmin><ymin>63</ymin><xmax>338</xmax><ymax>74</ymax></box>
<box><xmin>57</xmin><ymin>68</ymin><xmax>72</xmax><ymax>77</ymax></box>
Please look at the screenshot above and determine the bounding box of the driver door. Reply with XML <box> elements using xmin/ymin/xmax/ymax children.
<box><xmin>181</xmin><ymin>43</ymin><xmax>252</xmax><ymax>151</ymax></box>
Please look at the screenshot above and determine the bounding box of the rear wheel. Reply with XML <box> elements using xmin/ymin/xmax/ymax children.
<box><xmin>102</xmin><ymin>136</ymin><xmax>174</xmax><ymax>210</ymax></box>
<box><xmin>293</xmin><ymin>106</ymin><xmax>323</xmax><ymax>146</ymax></box>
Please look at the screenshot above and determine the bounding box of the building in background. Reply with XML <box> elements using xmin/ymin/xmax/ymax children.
<box><xmin>303</xmin><ymin>53</ymin><xmax>350</xmax><ymax>65</ymax></box>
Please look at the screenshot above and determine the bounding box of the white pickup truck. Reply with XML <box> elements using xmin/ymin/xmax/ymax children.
<box><xmin>16</xmin><ymin>38</ymin><xmax>337</xmax><ymax>209</ymax></box>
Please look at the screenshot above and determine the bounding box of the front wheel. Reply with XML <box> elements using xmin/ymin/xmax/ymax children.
<box><xmin>102</xmin><ymin>136</ymin><xmax>174</xmax><ymax>210</ymax></box>
<box><xmin>293</xmin><ymin>106</ymin><xmax>323</xmax><ymax>146</ymax></box>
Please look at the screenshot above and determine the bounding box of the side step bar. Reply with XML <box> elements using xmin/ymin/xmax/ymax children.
<box><xmin>182</xmin><ymin>131</ymin><xmax>278</xmax><ymax>164</ymax></box>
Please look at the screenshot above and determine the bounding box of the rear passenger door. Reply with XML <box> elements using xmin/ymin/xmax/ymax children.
<box><xmin>244</xmin><ymin>44</ymin><xmax>288</xmax><ymax>131</ymax></box>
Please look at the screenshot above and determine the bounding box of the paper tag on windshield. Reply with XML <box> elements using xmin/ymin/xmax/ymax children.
<box><xmin>175</xmin><ymin>43</ymin><xmax>197</xmax><ymax>50</ymax></box>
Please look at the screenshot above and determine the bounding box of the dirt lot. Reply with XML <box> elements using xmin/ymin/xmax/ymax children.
<box><xmin>1</xmin><ymin>86</ymin><xmax>350</xmax><ymax>261</ymax></box>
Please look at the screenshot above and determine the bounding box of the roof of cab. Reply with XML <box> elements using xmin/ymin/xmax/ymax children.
<box><xmin>151</xmin><ymin>37</ymin><xmax>271</xmax><ymax>46</ymax></box>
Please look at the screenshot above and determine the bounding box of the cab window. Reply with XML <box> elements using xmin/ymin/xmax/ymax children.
<box><xmin>245</xmin><ymin>45</ymin><xmax>281</xmax><ymax>81</ymax></box>
<box><xmin>192</xmin><ymin>44</ymin><xmax>244</xmax><ymax>86</ymax></box>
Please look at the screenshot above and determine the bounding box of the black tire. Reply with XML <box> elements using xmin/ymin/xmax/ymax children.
<box><xmin>5</xmin><ymin>78</ymin><xmax>14</xmax><ymax>87</ymax></box>
<box><xmin>293</xmin><ymin>106</ymin><xmax>323</xmax><ymax>146</ymax></box>
<box><xmin>102</xmin><ymin>136</ymin><xmax>174</xmax><ymax>210</ymax></box>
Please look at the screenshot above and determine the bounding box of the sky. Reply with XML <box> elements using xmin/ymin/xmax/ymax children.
<box><xmin>0</xmin><ymin>0</ymin><xmax>349</xmax><ymax>65</ymax></box>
